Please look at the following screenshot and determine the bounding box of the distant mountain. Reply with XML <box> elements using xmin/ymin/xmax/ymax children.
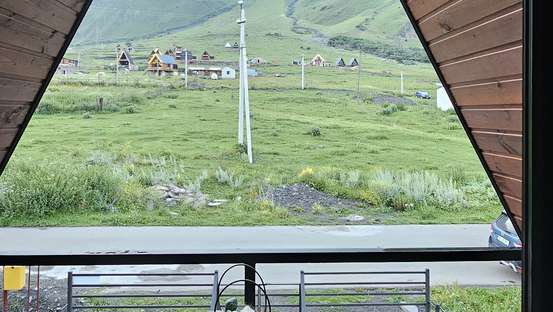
<box><xmin>73</xmin><ymin>0</ymin><xmax>236</xmax><ymax>45</ymax></box>
<box><xmin>289</xmin><ymin>0</ymin><xmax>418</xmax><ymax>46</ymax></box>
<box><xmin>74</xmin><ymin>0</ymin><xmax>417</xmax><ymax>47</ymax></box>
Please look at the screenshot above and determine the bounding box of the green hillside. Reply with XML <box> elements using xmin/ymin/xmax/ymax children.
<box><xmin>73</xmin><ymin>0</ymin><xmax>419</xmax><ymax>51</ymax></box>
<box><xmin>73</xmin><ymin>0</ymin><xmax>236</xmax><ymax>45</ymax></box>
<box><xmin>290</xmin><ymin>0</ymin><xmax>417</xmax><ymax>45</ymax></box>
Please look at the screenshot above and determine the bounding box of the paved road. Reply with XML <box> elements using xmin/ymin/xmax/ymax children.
<box><xmin>0</xmin><ymin>225</ymin><xmax>520</xmax><ymax>286</ymax></box>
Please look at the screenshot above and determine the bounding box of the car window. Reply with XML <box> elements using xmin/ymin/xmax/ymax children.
<box><xmin>499</xmin><ymin>214</ymin><xmax>516</xmax><ymax>234</ymax></box>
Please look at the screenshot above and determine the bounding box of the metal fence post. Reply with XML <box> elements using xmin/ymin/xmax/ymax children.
<box><xmin>244</xmin><ymin>263</ymin><xmax>256</xmax><ymax>307</ymax></box>
<box><xmin>299</xmin><ymin>271</ymin><xmax>306</xmax><ymax>312</ymax></box>
<box><xmin>425</xmin><ymin>269</ymin><xmax>431</xmax><ymax>312</ymax></box>
<box><xmin>66</xmin><ymin>272</ymin><xmax>73</xmax><ymax>312</ymax></box>
<box><xmin>210</xmin><ymin>271</ymin><xmax>219</xmax><ymax>311</ymax></box>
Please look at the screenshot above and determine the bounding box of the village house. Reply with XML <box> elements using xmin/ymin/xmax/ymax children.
<box><xmin>201</xmin><ymin>51</ymin><xmax>215</xmax><ymax>61</ymax></box>
<box><xmin>233</xmin><ymin>42</ymin><xmax>239</xmax><ymax>49</ymax></box>
<box><xmin>117</xmin><ymin>48</ymin><xmax>138</xmax><ymax>71</ymax></box>
<box><xmin>56</xmin><ymin>57</ymin><xmax>79</xmax><ymax>75</ymax></box>
<box><xmin>310</xmin><ymin>54</ymin><xmax>327</xmax><ymax>67</ymax></box>
<box><xmin>225</xmin><ymin>42</ymin><xmax>232</xmax><ymax>48</ymax></box>
<box><xmin>348</xmin><ymin>58</ymin><xmax>360</xmax><ymax>67</ymax></box>
<box><xmin>188</xmin><ymin>66</ymin><xmax>236</xmax><ymax>80</ymax></box>
<box><xmin>336</xmin><ymin>57</ymin><xmax>346</xmax><ymax>67</ymax></box>
<box><xmin>174</xmin><ymin>47</ymin><xmax>195</xmax><ymax>63</ymax></box>
<box><xmin>147</xmin><ymin>50</ymin><xmax>178</xmax><ymax>76</ymax></box>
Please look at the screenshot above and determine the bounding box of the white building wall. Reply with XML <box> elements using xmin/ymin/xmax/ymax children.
<box><xmin>437</xmin><ymin>86</ymin><xmax>454</xmax><ymax>111</ymax></box>
<box><xmin>222</xmin><ymin>67</ymin><xmax>236</xmax><ymax>79</ymax></box>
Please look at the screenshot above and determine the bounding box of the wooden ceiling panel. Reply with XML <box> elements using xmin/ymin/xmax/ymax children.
<box><xmin>0</xmin><ymin>0</ymin><xmax>92</xmax><ymax>171</ymax></box>
<box><xmin>451</xmin><ymin>79</ymin><xmax>522</xmax><ymax>107</ymax></box>
<box><xmin>403</xmin><ymin>0</ymin><xmax>524</xmax><ymax>234</ymax></box>
<box><xmin>0</xmin><ymin>0</ymin><xmax>77</xmax><ymax>34</ymax></box>
<box><xmin>419</xmin><ymin>0</ymin><xmax>521</xmax><ymax>41</ymax></box>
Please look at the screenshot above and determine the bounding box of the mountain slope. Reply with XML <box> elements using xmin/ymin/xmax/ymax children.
<box><xmin>73</xmin><ymin>0</ymin><xmax>235</xmax><ymax>45</ymax></box>
<box><xmin>290</xmin><ymin>0</ymin><xmax>418</xmax><ymax>46</ymax></box>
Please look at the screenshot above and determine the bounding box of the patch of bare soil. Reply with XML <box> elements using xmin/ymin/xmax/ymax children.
<box><xmin>264</xmin><ymin>183</ymin><xmax>363</xmax><ymax>212</ymax></box>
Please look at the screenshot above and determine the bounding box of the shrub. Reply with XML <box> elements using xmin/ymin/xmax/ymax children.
<box><xmin>311</xmin><ymin>128</ymin><xmax>322</xmax><ymax>137</ymax></box>
<box><xmin>0</xmin><ymin>162</ymin><xmax>123</xmax><ymax>219</ymax></box>
<box><xmin>340</xmin><ymin>170</ymin><xmax>361</xmax><ymax>188</ymax></box>
<box><xmin>368</xmin><ymin>170</ymin><xmax>466</xmax><ymax>211</ymax></box>
<box><xmin>215</xmin><ymin>167</ymin><xmax>244</xmax><ymax>189</ymax></box>
<box><xmin>380</xmin><ymin>104</ymin><xmax>399</xmax><ymax>116</ymax></box>
<box><xmin>124</xmin><ymin>105</ymin><xmax>137</xmax><ymax>114</ymax></box>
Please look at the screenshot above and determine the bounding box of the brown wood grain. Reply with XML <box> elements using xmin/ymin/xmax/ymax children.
<box><xmin>0</xmin><ymin>103</ymin><xmax>29</xmax><ymax>128</ymax></box>
<box><xmin>0</xmin><ymin>77</ymin><xmax>41</xmax><ymax>102</ymax></box>
<box><xmin>462</xmin><ymin>108</ymin><xmax>522</xmax><ymax>132</ymax></box>
<box><xmin>504</xmin><ymin>195</ymin><xmax>522</xmax><ymax>218</ymax></box>
<box><xmin>0</xmin><ymin>0</ymin><xmax>76</xmax><ymax>34</ymax></box>
<box><xmin>483</xmin><ymin>152</ymin><xmax>522</xmax><ymax>179</ymax></box>
<box><xmin>440</xmin><ymin>45</ymin><xmax>522</xmax><ymax>84</ymax></box>
<box><xmin>408</xmin><ymin>0</ymin><xmax>452</xmax><ymax>20</ymax></box>
<box><xmin>494</xmin><ymin>173</ymin><xmax>522</xmax><ymax>199</ymax></box>
<box><xmin>0</xmin><ymin>128</ymin><xmax>18</xmax><ymax>149</ymax></box>
<box><xmin>0</xmin><ymin>14</ymin><xmax>66</xmax><ymax>57</ymax></box>
<box><xmin>419</xmin><ymin>0</ymin><xmax>521</xmax><ymax>41</ymax></box>
<box><xmin>429</xmin><ymin>8</ymin><xmax>522</xmax><ymax>63</ymax></box>
<box><xmin>473</xmin><ymin>131</ymin><xmax>522</xmax><ymax>156</ymax></box>
<box><xmin>0</xmin><ymin>45</ymin><xmax>52</xmax><ymax>80</ymax></box>
<box><xmin>451</xmin><ymin>78</ymin><xmax>522</xmax><ymax>106</ymax></box>
<box><xmin>54</xmin><ymin>0</ymin><xmax>88</xmax><ymax>11</ymax></box>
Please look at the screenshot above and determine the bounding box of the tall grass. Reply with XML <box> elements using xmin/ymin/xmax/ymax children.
<box><xmin>0</xmin><ymin>162</ymin><xmax>123</xmax><ymax>220</ymax></box>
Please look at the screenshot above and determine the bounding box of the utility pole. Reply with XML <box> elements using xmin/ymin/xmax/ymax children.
<box><xmin>237</xmin><ymin>0</ymin><xmax>253</xmax><ymax>164</ymax></box>
<box><xmin>356</xmin><ymin>50</ymin><xmax>361</xmax><ymax>103</ymax></box>
<box><xmin>184</xmin><ymin>48</ymin><xmax>189</xmax><ymax>89</ymax></box>
<box><xmin>115</xmin><ymin>46</ymin><xmax>119</xmax><ymax>85</ymax></box>
<box><xmin>400</xmin><ymin>72</ymin><xmax>405</xmax><ymax>95</ymax></box>
<box><xmin>301</xmin><ymin>55</ymin><xmax>305</xmax><ymax>90</ymax></box>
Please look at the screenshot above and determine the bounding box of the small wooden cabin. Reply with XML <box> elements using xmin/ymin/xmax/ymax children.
<box><xmin>348</xmin><ymin>58</ymin><xmax>360</xmax><ymax>67</ymax></box>
<box><xmin>118</xmin><ymin>48</ymin><xmax>138</xmax><ymax>71</ymax></box>
<box><xmin>336</xmin><ymin>58</ymin><xmax>346</xmax><ymax>67</ymax></box>
<box><xmin>56</xmin><ymin>57</ymin><xmax>79</xmax><ymax>75</ymax></box>
<box><xmin>147</xmin><ymin>51</ymin><xmax>178</xmax><ymax>76</ymax></box>
<box><xmin>201</xmin><ymin>51</ymin><xmax>215</xmax><ymax>61</ymax></box>
<box><xmin>310</xmin><ymin>54</ymin><xmax>326</xmax><ymax>66</ymax></box>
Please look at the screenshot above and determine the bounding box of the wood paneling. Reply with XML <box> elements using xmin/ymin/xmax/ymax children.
<box><xmin>0</xmin><ymin>14</ymin><xmax>66</xmax><ymax>57</ymax></box>
<box><xmin>483</xmin><ymin>153</ymin><xmax>522</xmax><ymax>179</ymax></box>
<box><xmin>440</xmin><ymin>45</ymin><xmax>522</xmax><ymax>84</ymax></box>
<box><xmin>462</xmin><ymin>108</ymin><xmax>522</xmax><ymax>132</ymax></box>
<box><xmin>0</xmin><ymin>103</ymin><xmax>30</xmax><ymax>128</ymax></box>
<box><xmin>0</xmin><ymin>0</ymin><xmax>77</xmax><ymax>34</ymax></box>
<box><xmin>0</xmin><ymin>128</ymin><xmax>18</xmax><ymax>149</ymax></box>
<box><xmin>55</xmin><ymin>0</ymin><xmax>88</xmax><ymax>11</ymax></box>
<box><xmin>408</xmin><ymin>0</ymin><xmax>451</xmax><ymax>20</ymax></box>
<box><xmin>451</xmin><ymin>79</ymin><xmax>522</xmax><ymax>107</ymax></box>
<box><xmin>494</xmin><ymin>173</ymin><xmax>522</xmax><ymax>199</ymax></box>
<box><xmin>0</xmin><ymin>45</ymin><xmax>53</xmax><ymax>79</ymax></box>
<box><xmin>473</xmin><ymin>131</ymin><xmax>522</xmax><ymax>157</ymax></box>
<box><xmin>505</xmin><ymin>195</ymin><xmax>522</xmax><ymax>218</ymax></box>
<box><xmin>0</xmin><ymin>77</ymin><xmax>42</xmax><ymax>102</ymax></box>
<box><xmin>0</xmin><ymin>0</ymin><xmax>91</xmax><ymax>174</ymax></box>
<box><xmin>429</xmin><ymin>7</ymin><xmax>522</xmax><ymax>63</ymax></box>
<box><xmin>419</xmin><ymin>0</ymin><xmax>521</xmax><ymax>41</ymax></box>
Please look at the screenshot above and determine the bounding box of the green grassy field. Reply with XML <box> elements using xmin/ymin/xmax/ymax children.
<box><xmin>0</xmin><ymin>0</ymin><xmax>504</xmax><ymax>226</ymax></box>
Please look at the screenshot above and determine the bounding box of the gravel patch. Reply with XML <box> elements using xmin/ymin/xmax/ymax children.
<box><xmin>371</xmin><ymin>95</ymin><xmax>416</xmax><ymax>106</ymax></box>
<box><xmin>264</xmin><ymin>183</ymin><xmax>363</xmax><ymax>212</ymax></box>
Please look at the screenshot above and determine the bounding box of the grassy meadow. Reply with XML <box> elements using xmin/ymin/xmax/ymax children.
<box><xmin>0</xmin><ymin>0</ymin><xmax>504</xmax><ymax>226</ymax></box>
